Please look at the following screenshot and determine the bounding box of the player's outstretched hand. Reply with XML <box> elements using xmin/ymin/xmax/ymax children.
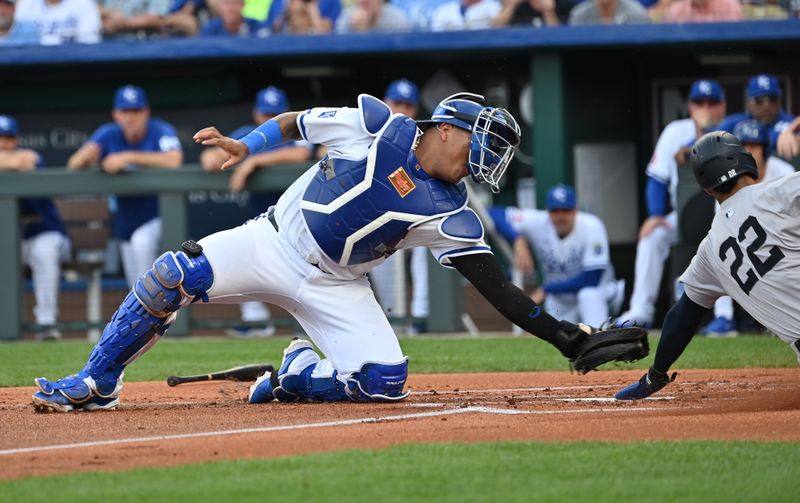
<box><xmin>193</xmin><ymin>127</ymin><xmax>248</xmax><ymax>170</ymax></box>
<box><xmin>614</xmin><ymin>368</ymin><xmax>676</xmax><ymax>400</ymax></box>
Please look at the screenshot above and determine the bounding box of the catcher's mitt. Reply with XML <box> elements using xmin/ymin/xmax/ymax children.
<box><xmin>570</xmin><ymin>324</ymin><xmax>649</xmax><ymax>374</ymax></box>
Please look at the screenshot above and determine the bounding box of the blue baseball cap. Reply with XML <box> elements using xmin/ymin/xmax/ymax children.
<box><xmin>113</xmin><ymin>85</ymin><xmax>149</xmax><ymax>110</ymax></box>
<box><xmin>747</xmin><ymin>74</ymin><xmax>781</xmax><ymax>99</ymax></box>
<box><xmin>384</xmin><ymin>79</ymin><xmax>419</xmax><ymax>106</ymax></box>
<box><xmin>733</xmin><ymin>119</ymin><xmax>768</xmax><ymax>146</ymax></box>
<box><xmin>0</xmin><ymin>114</ymin><xmax>18</xmax><ymax>136</ymax></box>
<box><xmin>689</xmin><ymin>79</ymin><xmax>724</xmax><ymax>103</ymax></box>
<box><xmin>255</xmin><ymin>86</ymin><xmax>288</xmax><ymax>115</ymax></box>
<box><xmin>546</xmin><ymin>184</ymin><xmax>577</xmax><ymax>211</ymax></box>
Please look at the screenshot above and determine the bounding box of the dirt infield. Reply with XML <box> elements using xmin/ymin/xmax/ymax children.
<box><xmin>1</xmin><ymin>368</ymin><xmax>798</xmax><ymax>480</ymax></box>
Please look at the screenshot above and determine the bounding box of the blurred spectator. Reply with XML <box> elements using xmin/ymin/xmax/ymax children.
<box><xmin>0</xmin><ymin>115</ymin><xmax>70</xmax><ymax>341</ymax></box>
<box><xmin>200</xmin><ymin>85</ymin><xmax>314</xmax><ymax>337</ymax></box>
<box><xmin>615</xmin><ymin>79</ymin><xmax>726</xmax><ymax>329</ymax></box>
<box><xmin>15</xmin><ymin>0</ymin><xmax>101</xmax><ymax>45</ymax></box>
<box><xmin>67</xmin><ymin>85</ymin><xmax>183</xmax><ymax>288</ymax></box>
<box><xmin>430</xmin><ymin>0</ymin><xmax>502</xmax><ymax>30</ymax></box>
<box><xmin>201</xmin><ymin>0</ymin><xmax>270</xmax><ymax>36</ymax></box>
<box><xmin>99</xmin><ymin>0</ymin><xmax>172</xmax><ymax>39</ymax></box>
<box><xmin>272</xmin><ymin>0</ymin><xmax>339</xmax><ymax>33</ymax></box>
<box><xmin>491</xmin><ymin>0</ymin><xmax>565</xmax><ymax>27</ymax></box>
<box><xmin>777</xmin><ymin>115</ymin><xmax>800</xmax><ymax>160</ymax></box>
<box><xmin>336</xmin><ymin>0</ymin><xmax>410</xmax><ymax>32</ymax></box>
<box><xmin>162</xmin><ymin>0</ymin><xmax>207</xmax><ymax>36</ymax></box>
<box><xmin>732</xmin><ymin>119</ymin><xmax>795</xmax><ymax>181</ymax></box>
<box><xmin>391</xmin><ymin>0</ymin><xmax>450</xmax><ymax>29</ymax></box>
<box><xmin>368</xmin><ymin>78</ymin><xmax>431</xmax><ymax>333</ymax></box>
<box><xmin>569</xmin><ymin>0</ymin><xmax>650</xmax><ymax>24</ymax></box>
<box><xmin>663</xmin><ymin>0</ymin><xmax>744</xmax><ymax>22</ymax></box>
<box><xmin>741</xmin><ymin>0</ymin><xmax>788</xmax><ymax>20</ymax></box>
<box><xmin>0</xmin><ymin>0</ymin><xmax>39</xmax><ymax>46</ymax></box>
<box><xmin>720</xmin><ymin>74</ymin><xmax>795</xmax><ymax>156</ymax></box>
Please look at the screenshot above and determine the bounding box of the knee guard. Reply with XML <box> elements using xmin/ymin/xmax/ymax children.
<box><xmin>275</xmin><ymin>344</ymin><xmax>350</xmax><ymax>402</ymax></box>
<box><xmin>82</xmin><ymin>241</ymin><xmax>214</xmax><ymax>382</ymax></box>
<box><xmin>344</xmin><ymin>359</ymin><xmax>410</xmax><ymax>402</ymax></box>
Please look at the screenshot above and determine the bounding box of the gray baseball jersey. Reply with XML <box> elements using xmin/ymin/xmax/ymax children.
<box><xmin>680</xmin><ymin>172</ymin><xmax>800</xmax><ymax>349</ymax></box>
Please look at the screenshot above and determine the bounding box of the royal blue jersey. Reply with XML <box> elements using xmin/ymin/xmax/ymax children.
<box><xmin>90</xmin><ymin>118</ymin><xmax>182</xmax><ymax>240</ymax></box>
<box><xmin>200</xmin><ymin>17</ymin><xmax>269</xmax><ymax>37</ymax></box>
<box><xmin>720</xmin><ymin>110</ymin><xmax>795</xmax><ymax>156</ymax></box>
<box><xmin>21</xmin><ymin>155</ymin><xmax>66</xmax><ymax>239</ymax></box>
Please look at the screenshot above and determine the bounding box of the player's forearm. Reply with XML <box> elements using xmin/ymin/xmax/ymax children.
<box><xmin>240</xmin><ymin>112</ymin><xmax>302</xmax><ymax>155</ymax></box>
<box><xmin>125</xmin><ymin>150</ymin><xmax>183</xmax><ymax>168</ymax></box>
<box><xmin>450</xmin><ymin>252</ymin><xmax>563</xmax><ymax>342</ymax></box>
<box><xmin>67</xmin><ymin>148</ymin><xmax>97</xmax><ymax>170</ymax></box>
<box><xmin>0</xmin><ymin>153</ymin><xmax>36</xmax><ymax>171</ymax></box>
<box><xmin>651</xmin><ymin>293</ymin><xmax>709</xmax><ymax>374</ymax></box>
<box><xmin>646</xmin><ymin>176</ymin><xmax>669</xmax><ymax>216</ymax></box>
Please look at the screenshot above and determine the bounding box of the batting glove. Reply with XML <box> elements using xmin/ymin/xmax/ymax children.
<box><xmin>614</xmin><ymin>368</ymin><xmax>676</xmax><ymax>400</ymax></box>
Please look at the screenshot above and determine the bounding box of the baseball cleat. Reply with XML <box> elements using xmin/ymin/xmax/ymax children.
<box><xmin>31</xmin><ymin>372</ymin><xmax>123</xmax><ymax>413</ymax></box>
<box><xmin>248</xmin><ymin>371</ymin><xmax>277</xmax><ymax>404</ymax></box>
<box><xmin>614</xmin><ymin>369</ymin><xmax>676</xmax><ymax>400</ymax></box>
<box><xmin>698</xmin><ymin>316</ymin><xmax>737</xmax><ymax>338</ymax></box>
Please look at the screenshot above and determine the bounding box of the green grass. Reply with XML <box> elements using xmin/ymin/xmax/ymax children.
<box><xmin>0</xmin><ymin>334</ymin><xmax>795</xmax><ymax>387</ymax></box>
<box><xmin>2</xmin><ymin>441</ymin><xmax>799</xmax><ymax>502</ymax></box>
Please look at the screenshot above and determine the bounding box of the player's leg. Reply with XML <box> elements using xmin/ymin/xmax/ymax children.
<box><xmin>249</xmin><ymin>268</ymin><xmax>408</xmax><ymax>403</ymax></box>
<box><xmin>127</xmin><ymin>217</ymin><xmax>162</xmax><ymax>282</ymax></box>
<box><xmin>576</xmin><ymin>286</ymin><xmax>609</xmax><ymax>327</ymax></box>
<box><xmin>23</xmin><ymin>231</ymin><xmax>69</xmax><ymax>338</ymax></box>
<box><xmin>32</xmin><ymin>240</ymin><xmax>214</xmax><ymax>412</ymax></box>
<box><xmin>545</xmin><ymin>294</ymin><xmax>580</xmax><ymax>325</ymax></box>
<box><xmin>619</xmin><ymin>213</ymin><xmax>678</xmax><ymax>326</ymax></box>
<box><xmin>409</xmin><ymin>247</ymin><xmax>429</xmax><ymax>331</ymax></box>
<box><xmin>32</xmin><ymin>215</ymin><xmax>296</xmax><ymax>412</ymax></box>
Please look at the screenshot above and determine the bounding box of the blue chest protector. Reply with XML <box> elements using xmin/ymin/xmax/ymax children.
<box><xmin>301</xmin><ymin>116</ymin><xmax>468</xmax><ymax>266</ymax></box>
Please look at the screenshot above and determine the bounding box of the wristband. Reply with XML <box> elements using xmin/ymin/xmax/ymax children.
<box><xmin>240</xmin><ymin>119</ymin><xmax>283</xmax><ymax>155</ymax></box>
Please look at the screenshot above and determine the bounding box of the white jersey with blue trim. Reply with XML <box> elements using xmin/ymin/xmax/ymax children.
<box><xmin>680</xmin><ymin>172</ymin><xmax>800</xmax><ymax>348</ymax></box>
<box><xmin>645</xmin><ymin>118</ymin><xmax>697</xmax><ymax>213</ymax></box>
<box><xmin>273</xmin><ymin>103</ymin><xmax>491</xmax><ymax>280</ymax></box>
<box><xmin>504</xmin><ymin>208</ymin><xmax>613</xmax><ymax>285</ymax></box>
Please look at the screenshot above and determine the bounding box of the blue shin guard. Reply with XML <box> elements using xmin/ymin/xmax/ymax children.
<box><xmin>249</xmin><ymin>339</ymin><xmax>410</xmax><ymax>404</ymax></box>
<box><xmin>33</xmin><ymin>243</ymin><xmax>213</xmax><ymax>413</ymax></box>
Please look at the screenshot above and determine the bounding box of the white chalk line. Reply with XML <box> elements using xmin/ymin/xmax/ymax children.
<box><xmin>0</xmin><ymin>405</ymin><xmax>673</xmax><ymax>457</ymax></box>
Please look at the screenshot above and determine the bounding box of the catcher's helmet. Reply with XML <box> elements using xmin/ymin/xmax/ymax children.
<box><xmin>418</xmin><ymin>93</ymin><xmax>521</xmax><ymax>193</ymax></box>
<box><xmin>689</xmin><ymin>131</ymin><xmax>759</xmax><ymax>190</ymax></box>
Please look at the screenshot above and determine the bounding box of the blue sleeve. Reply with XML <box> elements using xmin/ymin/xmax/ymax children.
<box><xmin>265</xmin><ymin>0</ymin><xmax>283</xmax><ymax>27</ymax></box>
<box><xmin>89</xmin><ymin>123</ymin><xmax>115</xmax><ymax>145</ymax></box>
<box><xmin>487</xmin><ymin>206</ymin><xmax>519</xmax><ymax>241</ymax></box>
<box><xmin>646</xmin><ymin>175</ymin><xmax>669</xmax><ymax>217</ymax></box>
<box><xmin>543</xmin><ymin>268</ymin><xmax>604</xmax><ymax>294</ymax></box>
<box><xmin>321</xmin><ymin>0</ymin><xmax>342</xmax><ymax>22</ymax></box>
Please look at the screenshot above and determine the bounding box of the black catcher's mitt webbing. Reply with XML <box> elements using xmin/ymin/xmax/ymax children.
<box><xmin>571</xmin><ymin>327</ymin><xmax>649</xmax><ymax>374</ymax></box>
<box><xmin>450</xmin><ymin>252</ymin><xmax>562</xmax><ymax>344</ymax></box>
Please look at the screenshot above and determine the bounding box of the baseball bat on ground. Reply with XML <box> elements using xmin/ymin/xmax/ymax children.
<box><xmin>166</xmin><ymin>364</ymin><xmax>274</xmax><ymax>387</ymax></box>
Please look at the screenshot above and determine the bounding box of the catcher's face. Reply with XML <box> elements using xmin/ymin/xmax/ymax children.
<box><xmin>428</xmin><ymin>123</ymin><xmax>470</xmax><ymax>184</ymax></box>
<box><xmin>549</xmin><ymin>208</ymin><xmax>577</xmax><ymax>238</ymax></box>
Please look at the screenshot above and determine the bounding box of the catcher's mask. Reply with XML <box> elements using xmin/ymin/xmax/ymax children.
<box><xmin>418</xmin><ymin>92</ymin><xmax>521</xmax><ymax>193</ymax></box>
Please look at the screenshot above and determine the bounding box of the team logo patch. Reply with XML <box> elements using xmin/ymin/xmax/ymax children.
<box><xmin>388</xmin><ymin>167</ymin><xmax>416</xmax><ymax>197</ymax></box>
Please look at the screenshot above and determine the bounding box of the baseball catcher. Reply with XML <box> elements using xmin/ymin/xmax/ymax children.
<box><xmin>32</xmin><ymin>92</ymin><xmax>647</xmax><ymax>412</ymax></box>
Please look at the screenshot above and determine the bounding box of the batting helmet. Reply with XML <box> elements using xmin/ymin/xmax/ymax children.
<box><xmin>689</xmin><ymin>131</ymin><xmax>759</xmax><ymax>190</ymax></box>
<box><xmin>418</xmin><ymin>92</ymin><xmax>521</xmax><ymax>193</ymax></box>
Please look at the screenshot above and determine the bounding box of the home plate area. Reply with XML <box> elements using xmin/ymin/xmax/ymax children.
<box><xmin>1</xmin><ymin>368</ymin><xmax>799</xmax><ymax>480</ymax></box>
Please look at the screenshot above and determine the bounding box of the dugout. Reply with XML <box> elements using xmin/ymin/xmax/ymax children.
<box><xmin>1</xmin><ymin>22</ymin><xmax>800</xmax><ymax>337</ymax></box>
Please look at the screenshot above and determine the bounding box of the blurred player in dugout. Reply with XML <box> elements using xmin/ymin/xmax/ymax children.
<box><xmin>368</xmin><ymin>78</ymin><xmax>431</xmax><ymax>334</ymax></box>
<box><xmin>490</xmin><ymin>184</ymin><xmax>624</xmax><ymax>327</ymax></box>
<box><xmin>0</xmin><ymin>115</ymin><xmax>70</xmax><ymax>340</ymax></box>
<box><xmin>67</xmin><ymin>85</ymin><xmax>183</xmax><ymax>289</ymax></box>
<box><xmin>200</xmin><ymin>85</ymin><xmax>314</xmax><ymax>337</ymax></box>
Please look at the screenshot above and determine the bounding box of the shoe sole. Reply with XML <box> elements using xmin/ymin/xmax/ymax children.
<box><xmin>31</xmin><ymin>394</ymin><xmax>119</xmax><ymax>413</ymax></box>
